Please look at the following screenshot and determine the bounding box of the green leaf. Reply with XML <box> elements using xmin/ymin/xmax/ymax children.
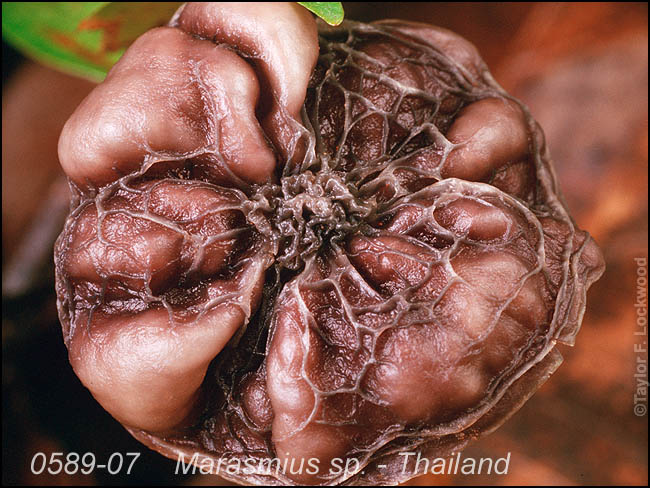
<box><xmin>2</xmin><ymin>2</ymin><xmax>345</xmax><ymax>82</ymax></box>
<box><xmin>2</xmin><ymin>2</ymin><xmax>182</xmax><ymax>82</ymax></box>
<box><xmin>298</xmin><ymin>2</ymin><xmax>344</xmax><ymax>26</ymax></box>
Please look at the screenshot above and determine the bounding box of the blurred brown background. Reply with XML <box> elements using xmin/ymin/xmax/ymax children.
<box><xmin>2</xmin><ymin>2</ymin><xmax>648</xmax><ymax>485</ymax></box>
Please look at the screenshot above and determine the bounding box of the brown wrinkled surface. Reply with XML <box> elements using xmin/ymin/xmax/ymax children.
<box><xmin>54</xmin><ymin>3</ymin><xmax>605</xmax><ymax>485</ymax></box>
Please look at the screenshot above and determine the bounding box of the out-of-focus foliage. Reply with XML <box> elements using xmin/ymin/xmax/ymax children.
<box><xmin>1</xmin><ymin>2</ymin><xmax>183</xmax><ymax>82</ymax></box>
<box><xmin>1</xmin><ymin>2</ymin><xmax>344</xmax><ymax>82</ymax></box>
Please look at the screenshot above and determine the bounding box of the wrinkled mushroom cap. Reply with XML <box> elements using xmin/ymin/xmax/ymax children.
<box><xmin>55</xmin><ymin>3</ymin><xmax>604</xmax><ymax>485</ymax></box>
